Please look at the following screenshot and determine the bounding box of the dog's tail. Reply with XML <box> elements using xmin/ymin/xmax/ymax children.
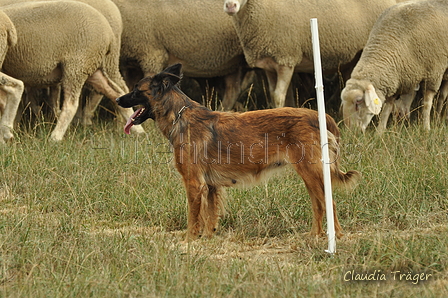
<box><xmin>327</xmin><ymin>130</ymin><xmax>361</xmax><ymax>190</ymax></box>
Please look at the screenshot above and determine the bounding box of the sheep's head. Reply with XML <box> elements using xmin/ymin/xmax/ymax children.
<box><xmin>224</xmin><ymin>0</ymin><xmax>246</xmax><ymax>15</ymax></box>
<box><xmin>341</xmin><ymin>79</ymin><xmax>383</xmax><ymax>132</ymax></box>
<box><xmin>116</xmin><ymin>63</ymin><xmax>182</xmax><ymax>134</ymax></box>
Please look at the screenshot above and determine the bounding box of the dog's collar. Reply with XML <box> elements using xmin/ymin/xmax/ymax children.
<box><xmin>172</xmin><ymin>105</ymin><xmax>188</xmax><ymax>126</ymax></box>
<box><xmin>169</xmin><ymin>105</ymin><xmax>190</xmax><ymax>137</ymax></box>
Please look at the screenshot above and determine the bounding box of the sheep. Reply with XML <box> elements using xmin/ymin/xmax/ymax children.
<box><xmin>0</xmin><ymin>10</ymin><xmax>23</xmax><ymax>143</ymax></box>
<box><xmin>71</xmin><ymin>0</ymin><xmax>128</xmax><ymax>125</ymax></box>
<box><xmin>372</xmin><ymin>85</ymin><xmax>420</xmax><ymax>129</ymax></box>
<box><xmin>0</xmin><ymin>1</ymin><xmax>144</xmax><ymax>141</ymax></box>
<box><xmin>435</xmin><ymin>80</ymin><xmax>448</xmax><ymax>120</ymax></box>
<box><xmin>341</xmin><ymin>0</ymin><xmax>448</xmax><ymax>132</ymax></box>
<box><xmin>393</xmin><ymin>80</ymin><xmax>448</xmax><ymax>125</ymax></box>
<box><xmin>223</xmin><ymin>0</ymin><xmax>399</xmax><ymax>108</ymax></box>
<box><xmin>0</xmin><ymin>0</ymin><xmax>132</xmax><ymax>126</ymax></box>
<box><xmin>110</xmin><ymin>0</ymin><xmax>246</xmax><ymax>110</ymax></box>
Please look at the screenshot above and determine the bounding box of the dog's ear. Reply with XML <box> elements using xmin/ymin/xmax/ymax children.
<box><xmin>151</xmin><ymin>63</ymin><xmax>183</xmax><ymax>95</ymax></box>
<box><xmin>162</xmin><ymin>63</ymin><xmax>183</xmax><ymax>87</ymax></box>
<box><xmin>164</xmin><ymin>63</ymin><xmax>182</xmax><ymax>79</ymax></box>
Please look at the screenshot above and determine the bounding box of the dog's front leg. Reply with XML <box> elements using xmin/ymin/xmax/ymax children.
<box><xmin>201</xmin><ymin>185</ymin><xmax>223</xmax><ymax>238</ymax></box>
<box><xmin>183</xmin><ymin>179</ymin><xmax>207</xmax><ymax>242</ymax></box>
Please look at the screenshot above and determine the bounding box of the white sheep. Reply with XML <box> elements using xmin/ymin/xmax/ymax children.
<box><xmin>372</xmin><ymin>85</ymin><xmax>420</xmax><ymax>129</ymax></box>
<box><xmin>0</xmin><ymin>1</ymin><xmax>144</xmax><ymax>141</ymax></box>
<box><xmin>74</xmin><ymin>0</ymin><xmax>128</xmax><ymax>125</ymax></box>
<box><xmin>223</xmin><ymin>0</ymin><xmax>399</xmax><ymax>108</ymax></box>
<box><xmin>395</xmin><ymin>80</ymin><xmax>448</xmax><ymax>123</ymax></box>
<box><xmin>0</xmin><ymin>0</ymin><xmax>134</xmax><ymax>126</ymax></box>
<box><xmin>0</xmin><ymin>10</ymin><xmax>23</xmax><ymax>143</ymax></box>
<box><xmin>341</xmin><ymin>0</ymin><xmax>448</xmax><ymax>132</ymax></box>
<box><xmin>111</xmin><ymin>0</ymin><xmax>246</xmax><ymax>110</ymax></box>
<box><xmin>393</xmin><ymin>80</ymin><xmax>448</xmax><ymax>125</ymax></box>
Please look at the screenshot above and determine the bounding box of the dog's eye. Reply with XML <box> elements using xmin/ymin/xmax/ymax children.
<box><xmin>131</xmin><ymin>90</ymin><xmax>140</xmax><ymax>99</ymax></box>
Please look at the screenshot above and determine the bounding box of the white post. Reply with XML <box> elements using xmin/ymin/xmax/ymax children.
<box><xmin>310</xmin><ymin>18</ymin><xmax>336</xmax><ymax>254</ymax></box>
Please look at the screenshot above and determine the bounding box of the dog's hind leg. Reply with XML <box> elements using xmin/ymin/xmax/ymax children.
<box><xmin>293</xmin><ymin>163</ymin><xmax>344</xmax><ymax>239</ymax></box>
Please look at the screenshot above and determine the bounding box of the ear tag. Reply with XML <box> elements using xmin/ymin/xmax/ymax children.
<box><xmin>365</xmin><ymin>84</ymin><xmax>382</xmax><ymax>115</ymax></box>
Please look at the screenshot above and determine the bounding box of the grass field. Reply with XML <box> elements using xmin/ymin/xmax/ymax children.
<box><xmin>1</xmin><ymin>116</ymin><xmax>447</xmax><ymax>297</ymax></box>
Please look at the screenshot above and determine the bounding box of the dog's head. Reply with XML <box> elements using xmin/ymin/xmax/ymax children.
<box><xmin>116</xmin><ymin>63</ymin><xmax>183</xmax><ymax>134</ymax></box>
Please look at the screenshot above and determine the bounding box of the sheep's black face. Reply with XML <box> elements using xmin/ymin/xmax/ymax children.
<box><xmin>116</xmin><ymin>77</ymin><xmax>155</xmax><ymax>134</ymax></box>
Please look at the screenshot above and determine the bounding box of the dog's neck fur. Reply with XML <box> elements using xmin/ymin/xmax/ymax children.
<box><xmin>153</xmin><ymin>87</ymin><xmax>209</xmax><ymax>142</ymax></box>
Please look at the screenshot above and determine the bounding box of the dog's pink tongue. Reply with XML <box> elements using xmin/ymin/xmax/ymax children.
<box><xmin>124</xmin><ymin>118</ymin><xmax>134</xmax><ymax>135</ymax></box>
<box><xmin>124</xmin><ymin>108</ymin><xmax>142</xmax><ymax>135</ymax></box>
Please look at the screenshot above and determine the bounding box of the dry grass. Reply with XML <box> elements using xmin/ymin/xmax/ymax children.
<box><xmin>0</xmin><ymin>118</ymin><xmax>447</xmax><ymax>297</ymax></box>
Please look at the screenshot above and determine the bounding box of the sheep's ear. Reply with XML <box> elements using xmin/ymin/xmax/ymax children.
<box><xmin>364</xmin><ymin>84</ymin><xmax>382</xmax><ymax>115</ymax></box>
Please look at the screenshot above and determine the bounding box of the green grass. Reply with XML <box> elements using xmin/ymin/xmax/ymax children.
<box><xmin>1</xmin><ymin>118</ymin><xmax>447</xmax><ymax>297</ymax></box>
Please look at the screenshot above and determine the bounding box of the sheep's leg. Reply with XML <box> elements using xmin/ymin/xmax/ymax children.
<box><xmin>442</xmin><ymin>82</ymin><xmax>448</xmax><ymax>121</ymax></box>
<box><xmin>422</xmin><ymin>89</ymin><xmax>436</xmax><ymax>130</ymax></box>
<box><xmin>49</xmin><ymin>85</ymin><xmax>62</xmax><ymax>117</ymax></box>
<box><xmin>26</xmin><ymin>87</ymin><xmax>44</xmax><ymax>119</ymax></box>
<box><xmin>219</xmin><ymin>69</ymin><xmax>243</xmax><ymax>111</ymax></box>
<box><xmin>377</xmin><ymin>100</ymin><xmax>393</xmax><ymax>133</ymax></box>
<box><xmin>395</xmin><ymin>91</ymin><xmax>415</xmax><ymax>122</ymax></box>
<box><xmin>241</xmin><ymin>70</ymin><xmax>257</xmax><ymax>92</ymax></box>
<box><xmin>0</xmin><ymin>93</ymin><xmax>3</xmax><ymax>114</ymax></box>
<box><xmin>436</xmin><ymin>81</ymin><xmax>448</xmax><ymax>120</ymax></box>
<box><xmin>81</xmin><ymin>91</ymin><xmax>103</xmax><ymax>126</ymax></box>
<box><xmin>273</xmin><ymin>66</ymin><xmax>294</xmax><ymax>108</ymax></box>
<box><xmin>264</xmin><ymin>70</ymin><xmax>277</xmax><ymax>108</ymax></box>
<box><xmin>50</xmin><ymin>84</ymin><xmax>82</xmax><ymax>141</ymax></box>
<box><xmin>0</xmin><ymin>73</ymin><xmax>24</xmax><ymax>143</ymax></box>
<box><xmin>86</xmin><ymin>70</ymin><xmax>145</xmax><ymax>134</ymax></box>
<box><xmin>86</xmin><ymin>70</ymin><xmax>123</xmax><ymax>101</ymax></box>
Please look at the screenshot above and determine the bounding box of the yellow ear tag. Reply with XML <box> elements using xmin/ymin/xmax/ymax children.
<box><xmin>374</xmin><ymin>98</ymin><xmax>380</xmax><ymax>105</ymax></box>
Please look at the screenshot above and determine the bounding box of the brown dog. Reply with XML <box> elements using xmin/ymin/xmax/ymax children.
<box><xmin>116</xmin><ymin>63</ymin><xmax>360</xmax><ymax>241</ymax></box>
